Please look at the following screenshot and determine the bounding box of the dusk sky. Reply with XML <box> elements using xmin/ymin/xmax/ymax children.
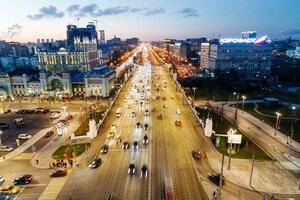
<box><xmin>1</xmin><ymin>0</ymin><xmax>300</xmax><ymax>43</ymax></box>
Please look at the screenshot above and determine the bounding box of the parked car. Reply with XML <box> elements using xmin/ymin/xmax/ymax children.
<box><xmin>101</xmin><ymin>144</ymin><xmax>109</xmax><ymax>154</ymax></box>
<box><xmin>0</xmin><ymin>123</ymin><xmax>9</xmax><ymax>130</ymax></box>
<box><xmin>89</xmin><ymin>158</ymin><xmax>102</xmax><ymax>169</ymax></box>
<box><xmin>208</xmin><ymin>174</ymin><xmax>225</xmax><ymax>186</ymax></box>
<box><xmin>50</xmin><ymin>168</ymin><xmax>67</xmax><ymax>177</ymax></box>
<box><xmin>3</xmin><ymin>110</ymin><xmax>11</xmax><ymax>114</ymax></box>
<box><xmin>0</xmin><ymin>185</ymin><xmax>21</xmax><ymax>195</ymax></box>
<box><xmin>18</xmin><ymin>134</ymin><xmax>32</xmax><ymax>140</ymax></box>
<box><xmin>0</xmin><ymin>146</ymin><xmax>13</xmax><ymax>152</ymax></box>
<box><xmin>12</xmin><ymin>174</ymin><xmax>33</xmax><ymax>185</ymax></box>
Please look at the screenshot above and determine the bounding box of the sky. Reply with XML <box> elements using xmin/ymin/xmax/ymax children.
<box><xmin>0</xmin><ymin>0</ymin><xmax>300</xmax><ymax>43</ymax></box>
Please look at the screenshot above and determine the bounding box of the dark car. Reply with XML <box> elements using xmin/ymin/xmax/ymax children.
<box><xmin>34</xmin><ymin>110</ymin><xmax>42</xmax><ymax>114</ymax></box>
<box><xmin>50</xmin><ymin>168</ymin><xmax>67</xmax><ymax>177</ymax></box>
<box><xmin>27</xmin><ymin>110</ymin><xmax>35</xmax><ymax>114</ymax></box>
<box><xmin>12</xmin><ymin>174</ymin><xmax>33</xmax><ymax>185</ymax></box>
<box><xmin>192</xmin><ymin>149</ymin><xmax>202</xmax><ymax>160</ymax></box>
<box><xmin>122</xmin><ymin>141</ymin><xmax>130</xmax><ymax>149</ymax></box>
<box><xmin>144</xmin><ymin>123</ymin><xmax>149</xmax><ymax>131</ymax></box>
<box><xmin>208</xmin><ymin>174</ymin><xmax>225</xmax><ymax>186</ymax></box>
<box><xmin>132</xmin><ymin>141</ymin><xmax>139</xmax><ymax>149</ymax></box>
<box><xmin>140</xmin><ymin>165</ymin><xmax>148</xmax><ymax>178</ymax></box>
<box><xmin>43</xmin><ymin>109</ymin><xmax>50</xmax><ymax>114</ymax></box>
<box><xmin>128</xmin><ymin>163</ymin><xmax>136</xmax><ymax>174</ymax></box>
<box><xmin>0</xmin><ymin>123</ymin><xmax>9</xmax><ymax>130</ymax></box>
<box><xmin>136</xmin><ymin>122</ymin><xmax>142</xmax><ymax>128</ymax></box>
<box><xmin>89</xmin><ymin>158</ymin><xmax>102</xmax><ymax>169</ymax></box>
<box><xmin>101</xmin><ymin>144</ymin><xmax>109</xmax><ymax>154</ymax></box>
<box><xmin>143</xmin><ymin>135</ymin><xmax>149</xmax><ymax>144</ymax></box>
<box><xmin>45</xmin><ymin>130</ymin><xmax>54</xmax><ymax>138</ymax></box>
<box><xmin>3</xmin><ymin>109</ymin><xmax>11</xmax><ymax>114</ymax></box>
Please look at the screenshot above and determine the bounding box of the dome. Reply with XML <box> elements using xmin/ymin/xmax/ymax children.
<box><xmin>59</xmin><ymin>47</ymin><xmax>67</xmax><ymax>52</ymax></box>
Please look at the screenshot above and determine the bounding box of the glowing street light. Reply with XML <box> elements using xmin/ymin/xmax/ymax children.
<box><xmin>242</xmin><ymin>96</ymin><xmax>246</xmax><ymax>114</ymax></box>
<box><xmin>274</xmin><ymin>112</ymin><xmax>281</xmax><ymax>136</ymax></box>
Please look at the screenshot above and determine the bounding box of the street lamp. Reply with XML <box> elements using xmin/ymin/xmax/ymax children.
<box><xmin>233</xmin><ymin>92</ymin><xmax>240</xmax><ymax>128</ymax></box>
<box><xmin>242</xmin><ymin>96</ymin><xmax>246</xmax><ymax>114</ymax></box>
<box><xmin>274</xmin><ymin>112</ymin><xmax>281</xmax><ymax>136</ymax></box>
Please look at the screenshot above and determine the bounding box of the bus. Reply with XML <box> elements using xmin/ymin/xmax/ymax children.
<box><xmin>116</xmin><ymin>108</ymin><xmax>122</xmax><ymax>118</ymax></box>
<box><xmin>165</xmin><ymin>186</ymin><xmax>175</xmax><ymax>200</ymax></box>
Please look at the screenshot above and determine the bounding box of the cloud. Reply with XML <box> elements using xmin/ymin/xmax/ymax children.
<box><xmin>144</xmin><ymin>7</ymin><xmax>165</xmax><ymax>16</ymax></box>
<box><xmin>27</xmin><ymin>5</ymin><xmax>64</xmax><ymax>20</ymax></box>
<box><xmin>94</xmin><ymin>6</ymin><xmax>130</xmax><ymax>17</ymax></box>
<box><xmin>178</xmin><ymin>8</ymin><xmax>198</xmax><ymax>17</ymax></box>
<box><xmin>66</xmin><ymin>4</ymin><xmax>80</xmax><ymax>14</ymax></box>
<box><xmin>279</xmin><ymin>27</ymin><xmax>300</xmax><ymax>35</ymax></box>
<box><xmin>0</xmin><ymin>24</ymin><xmax>23</xmax><ymax>39</ymax></box>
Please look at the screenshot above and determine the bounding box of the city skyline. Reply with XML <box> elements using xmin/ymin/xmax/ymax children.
<box><xmin>1</xmin><ymin>0</ymin><xmax>300</xmax><ymax>42</ymax></box>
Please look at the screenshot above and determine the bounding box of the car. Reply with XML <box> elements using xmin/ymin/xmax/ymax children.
<box><xmin>89</xmin><ymin>158</ymin><xmax>102</xmax><ymax>169</ymax></box>
<box><xmin>146</xmin><ymin>99</ymin><xmax>150</xmax><ymax>104</ymax></box>
<box><xmin>107</xmin><ymin>131</ymin><xmax>115</xmax><ymax>139</ymax></box>
<box><xmin>43</xmin><ymin>109</ymin><xmax>50</xmax><ymax>114</ymax></box>
<box><xmin>143</xmin><ymin>135</ymin><xmax>149</xmax><ymax>144</ymax></box>
<box><xmin>132</xmin><ymin>141</ymin><xmax>139</xmax><ymax>149</ymax></box>
<box><xmin>122</xmin><ymin>141</ymin><xmax>130</xmax><ymax>149</ymax></box>
<box><xmin>163</xmin><ymin>104</ymin><xmax>168</xmax><ymax>108</ymax></box>
<box><xmin>124</xmin><ymin>98</ymin><xmax>128</xmax><ymax>102</ymax></box>
<box><xmin>176</xmin><ymin>109</ymin><xmax>181</xmax><ymax>115</ymax></box>
<box><xmin>50</xmin><ymin>112</ymin><xmax>61</xmax><ymax>119</ymax></box>
<box><xmin>162</xmin><ymin>97</ymin><xmax>167</xmax><ymax>100</ymax></box>
<box><xmin>191</xmin><ymin>149</ymin><xmax>202</xmax><ymax>160</ymax></box>
<box><xmin>0</xmin><ymin>176</ymin><xmax>4</xmax><ymax>183</ymax></box>
<box><xmin>34</xmin><ymin>110</ymin><xmax>42</xmax><ymax>114</ymax></box>
<box><xmin>0</xmin><ymin>123</ymin><xmax>9</xmax><ymax>130</ymax></box>
<box><xmin>175</xmin><ymin>120</ymin><xmax>182</xmax><ymax>126</ymax></box>
<box><xmin>135</xmin><ymin>100</ymin><xmax>139</xmax><ymax>105</ymax></box>
<box><xmin>111</xmin><ymin>123</ymin><xmax>117</xmax><ymax>130</ymax></box>
<box><xmin>131</xmin><ymin>112</ymin><xmax>136</xmax><ymax>117</ymax></box>
<box><xmin>128</xmin><ymin>163</ymin><xmax>136</xmax><ymax>174</ymax></box>
<box><xmin>0</xmin><ymin>146</ymin><xmax>13</xmax><ymax>152</ymax></box>
<box><xmin>45</xmin><ymin>130</ymin><xmax>54</xmax><ymax>137</ymax></box>
<box><xmin>13</xmin><ymin>118</ymin><xmax>23</xmax><ymax>124</ymax></box>
<box><xmin>136</xmin><ymin>122</ymin><xmax>142</xmax><ymax>128</ymax></box>
<box><xmin>208</xmin><ymin>174</ymin><xmax>225</xmax><ymax>186</ymax></box>
<box><xmin>0</xmin><ymin>195</ymin><xmax>10</xmax><ymax>200</ymax></box>
<box><xmin>107</xmin><ymin>193</ymin><xmax>116</xmax><ymax>200</ymax></box>
<box><xmin>101</xmin><ymin>144</ymin><xmax>109</xmax><ymax>154</ymax></box>
<box><xmin>156</xmin><ymin>95</ymin><xmax>160</xmax><ymax>99</ymax></box>
<box><xmin>50</xmin><ymin>169</ymin><xmax>67</xmax><ymax>177</ymax></box>
<box><xmin>127</xmin><ymin>104</ymin><xmax>131</xmax><ymax>109</ymax></box>
<box><xmin>15</xmin><ymin>121</ymin><xmax>25</xmax><ymax>128</ymax></box>
<box><xmin>55</xmin><ymin>120</ymin><xmax>68</xmax><ymax>129</ymax></box>
<box><xmin>12</xmin><ymin>174</ymin><xmax>33</xmax><ymax>185</ymax></box>
<box><xmin>3</xmin><ymin>109</ymin><xmax>11</xmax><ymax>114</ymax></box>
<box><xmin>0</xmin><ymin>185</ymin><xmax>21</xmax><ymax>195</ymax></box>
<box><xmin>141</xmin><ymin>165</ymin><xmax>148</xmax><ymax>178</ymax></box>
<box><xmin>18</xmin><ymin>134</ymin><xmax>32</xmax><ymax>140</ymax></box>
<box><xmin>171</xmin><ymin>95</ymin><xmax>175</xmax><ymax>99</ymax></box>
<box><xmin>65</xmin><ymin>115</ymin><xmax>73</xmax><ymax>121</ymax></box>
<box><xmin>144</xmin><ymin>109</ymin><xmax>150</xmax><ymax>116</ymax></box>
<box><xmin>144</xmin><ymin>123</ymin><xmax>149</xmax><ymax>131</ymax></box>
<box><xmin>16</xmin><ymin>110</ymin><xmax>23</xmax><ymax>114</ymax></box>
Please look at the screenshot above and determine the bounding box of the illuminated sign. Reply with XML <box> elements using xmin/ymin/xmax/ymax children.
<box><xmin>220</xmin><ymin>36</ymin><xmax>272</xmax><ymax>44</ymax></box>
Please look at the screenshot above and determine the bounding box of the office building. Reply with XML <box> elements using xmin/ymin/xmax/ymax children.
<box><xmin>67</xmin><ymin>22</ymin><xmax>98</xmax><ymax>48</ymax></box>
<box><xmin>99</xmin><ymin>30</ymin><xmax>105</xmax><ymax>44</ymax></box>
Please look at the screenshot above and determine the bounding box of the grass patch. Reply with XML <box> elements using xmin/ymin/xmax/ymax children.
<box><xmin>196</xmin><ymin>107</ymin><xmax>271</xmax><ymax>160</ymax></box>
<box><xmin>52</xmin><ymin>143</ymin><xmax>87</xmax><ymax>160</ymax></box>
<box><xmin>74</xmin><ymin>111</ymin><xmax>105</xmax><ymax>137</ymax></box>
<box><xmin>243</xmin><ymin>103</ymin><xmax>300</xmax><ymax>143</ymax></box>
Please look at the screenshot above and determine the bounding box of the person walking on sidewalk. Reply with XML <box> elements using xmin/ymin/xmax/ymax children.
<box><xmin>36</xmin><ymin>159</ymin><xmax>39</xmax><ymax>165</ymax></box>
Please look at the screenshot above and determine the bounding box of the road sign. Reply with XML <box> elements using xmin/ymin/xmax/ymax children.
<box><xmin>227</xmin><ymin>134</ymin><xmax>242</xmax><ymax>144</ymax></box>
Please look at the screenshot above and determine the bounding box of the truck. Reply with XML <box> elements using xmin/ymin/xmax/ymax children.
<box><xmin>116</xmin><ymin>108</ymin><xmax>122</xmax><ymax>118</ymax></box>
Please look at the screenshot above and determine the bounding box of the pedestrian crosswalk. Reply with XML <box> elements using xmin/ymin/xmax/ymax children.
<box><xmin>38</xmin><ymin>169</ymin><xmax>72</xmax><ymax>200</ymax></box>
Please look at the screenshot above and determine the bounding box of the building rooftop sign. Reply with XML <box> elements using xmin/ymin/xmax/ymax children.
<box><xmin>220</xmin><ymin>36</ymin><xmax>271</xmax><ymax>45</ymax></box>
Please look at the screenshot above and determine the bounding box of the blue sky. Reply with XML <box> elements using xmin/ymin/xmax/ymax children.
<box><xmin>0</xmin><ymin>0</ymin><xmax>300</xmax><ymax>42</ymax></box>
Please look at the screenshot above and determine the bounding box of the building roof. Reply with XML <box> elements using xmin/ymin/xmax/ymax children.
<box><xmin>85</xmin><ymin>67</ymin><xmax>115</xmax><ymax>78</ymax></box>
<box><xmin>70</xmin><ymin>70</ymin><xmax>85</xmax><ymax>83</ymax></box>
<box><xmin>8</xmin><ymin>68</ymin><xmax>39</xmax><ymax>76</ymax></box>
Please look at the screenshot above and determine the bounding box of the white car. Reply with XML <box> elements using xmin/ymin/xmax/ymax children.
<box><xmin>124</xmin><ymin>98</ymin><xmax>128</xmax><ymax>102</ymax></box>
<box><xmin>0</xmin><ymin>175</ymin><xmax>4</xmax><ymax>183</ymax></box>
<box><xmin>111</xmin><ymin>123</ymin><xmax>117</xmax><ymax>130</ymax></box>
<box><xmin>176</xmin><ymin>109</ymin><xmax>181</xmax><ymax>115</ymax></box>
<box><xmin>13</xmin><ymin>118</ymin><xmax>23</xmax><ymax>124</ymax></box>
<box><xmin>50</xmin><ymin>112</ymin><xmax>61</xmax><ymax>119</ymax></box>
<box><xmin>18</xmin><ymin>134</ymin><xmax>32</xmax><ymax>139</ymax></box>
<box><xmin>0</xmin><ymin>146</ymin><xmax>13</xmax><ymax>152</ymax></box>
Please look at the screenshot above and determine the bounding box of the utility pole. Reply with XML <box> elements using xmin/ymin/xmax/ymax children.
<box><xmin>234</xmin><ymin>92</ymin><xmax>239</xmax><ymax>129</ymax></box>
<box><xmin>218</xmin><ymin>154</ymin><xmax>224</xmax><ymax>200</ymax></box>
<box><xmin>249</xmin><ymin>154</ymin><xmax>255</xmax><ymax>186</ymax></box>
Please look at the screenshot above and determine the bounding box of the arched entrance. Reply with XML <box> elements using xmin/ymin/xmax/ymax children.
<box><xmin>51</xmin><ymin>79</ymin><xmax>63</xmax><ymax>90</ymax></box>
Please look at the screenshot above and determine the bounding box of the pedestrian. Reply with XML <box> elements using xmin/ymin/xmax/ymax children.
<box><xmin>36</xmin><ymin>159</ymin><xmax>39</xmax><ymax>165</ymax></box>
<box><xmin>52</xmin><ymin>162</ymin><xmax>56</xmax><ymax>168</ymax></box>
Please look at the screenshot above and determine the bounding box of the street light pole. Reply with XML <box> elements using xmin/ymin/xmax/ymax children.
<box><xmin>234</xmin><ymin>92</ymin><xmax>240</xmax><ymax>129</ymax></box>
<box><xmin>274</xmin><ymin>112</ymin><xmax>281</xmax><ymax>136</ymax></box>
<box><xmin>242</xmin><ymin>95</ymin><xmax>246</xmax><ymax>114</ymax></box>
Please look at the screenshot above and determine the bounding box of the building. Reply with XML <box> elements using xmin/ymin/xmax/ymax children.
<box><xmin>106</xmin><ymin>36</ymin><xmax>122</xmax><ymax>45</ymax></box>
<box><xmin>0</xmin><ymin>64</ymin><xmax>116</xmax><ymax>98</ymax></box>
<box><xmin>99</xmin><ymin>30</ymin><xmax>105</xmax><ymax>44</ymax></box>
<box><xmin>125</xmin><ymin>38</ymin><xmax>139</xmax><ymax>46</ymax></box>
<box><xmin>67</xmin><ymin>22</ymin><xmax>98</xmax><ymax>48</ymax></box>
<box><xmin>201</xmin><ymin>36</ymin><xmax>273</xmax><ymax>80</ymax></box>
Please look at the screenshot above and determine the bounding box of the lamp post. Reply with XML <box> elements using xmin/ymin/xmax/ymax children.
<box><xmin>233</xmin><ymin>92</ymin><xmax>240</xmax><ymax>128</ymax></box>
<box><xmin>242</xmin><ymin>96</ymin><xmax>246</xmax><ymax>114</ymax></box>
<box><xmin>274</xmin><ymin>112</ymin><xmax>281</xmax><ymax>136</ymax></box>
